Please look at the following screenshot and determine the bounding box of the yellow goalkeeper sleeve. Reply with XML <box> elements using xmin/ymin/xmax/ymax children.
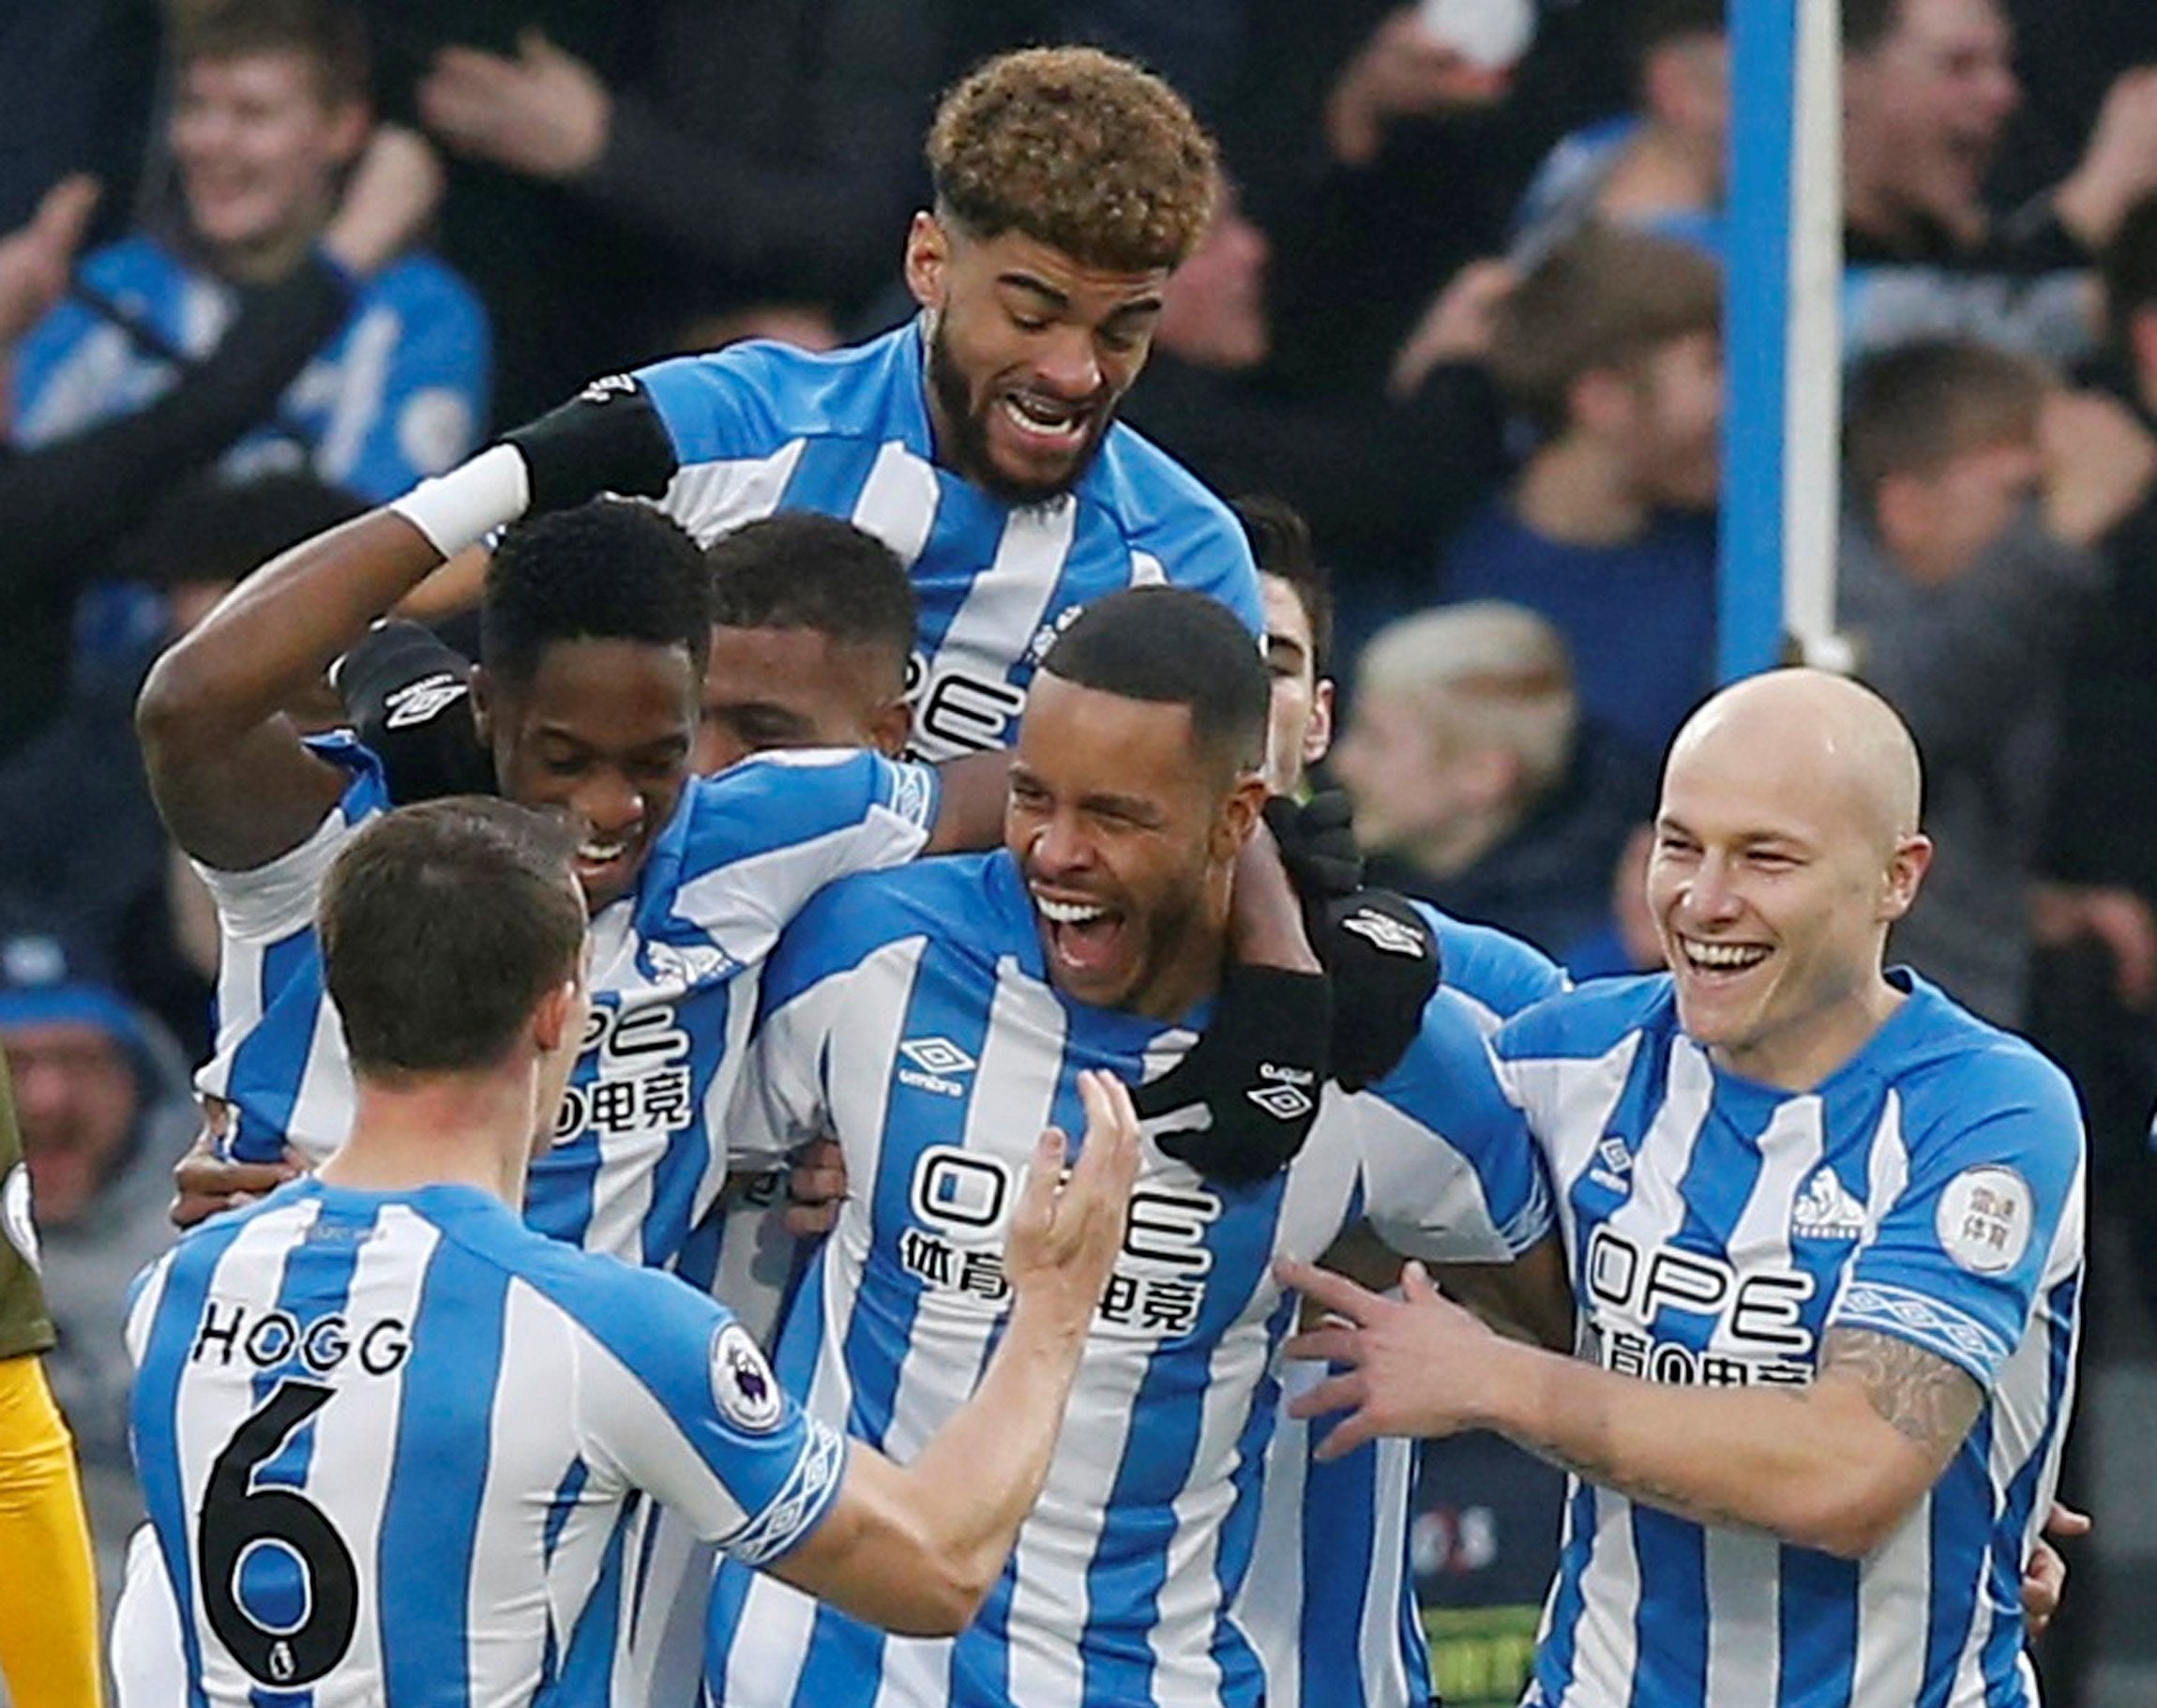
<box><xmin>0</xmin><ymin>1352</ymin><xmax>103</xmax><ymax>1708</ymax></box>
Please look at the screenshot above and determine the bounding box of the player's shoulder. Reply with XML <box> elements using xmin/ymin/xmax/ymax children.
<box><xmin>1082</xmin><ymin>419</ymin><xmax>1248</xmax><ymax>549</ymax></box>
<box><xmin>764</xmin><ymin>850</ymin><xmax>1017</xmax><ymax>999</ymax></box>
<box><xmin>1877</xmin><ymin>975</ymin><xmax>2083</xmax><ymax>1146</ymax></box>
<box><xmin>637</xmin><ymin>324</ymin><xmax>914</xmax><ymax>462</ymax></box>
<box><xmin>1493</xmin><ymin>971</ymin><xmax>1676</xmax><ymax>1063</ymax></box>
<box><xmin>667</xmin><ymin>748</ymin><xmax>928</xmax><ymax>876</ymax></box>
<box><xmin>1411</xmin><ymin>900</ymin><xmax>1567</xmax><ymax>1028</ymax></box>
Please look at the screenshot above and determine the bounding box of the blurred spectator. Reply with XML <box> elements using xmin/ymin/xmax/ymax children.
<box><xmin>417</xmin><ymin>1</ymin><xmax>953</xmax><ymax>355</ymax></box>
<box><xmin>1439</xmin><ymin>229</ymin><xmax>1721</xmax><ymax>763</ymax></box>
<box><xmin>1332</xmin><ymin>601</ymin><xmax>1650</xmax><ymax>960</ymax></box>
<box><xmin>1840</xmin><ymin>0</ymin><xmax>2157</xmax><ymax>364</ymax></box>
<box><xmin>1839</xmin><ymin>338</ymin><xmax>2157</xmax><ymax>1026</ymax></box>
<box><xmin>0</xmin><ymin>471</ymin><xmax>365</xmax><ymax>1062</ymax></box>
<box><xmin>1123</xmin><ymin>179</ymin><xmax>1509</xmax><ymax>636</ymax></box>
<box><xmin>1510</xmin><ymin>0</ymin><xmax>1728</xmax><ymax>261</ymax></box>
<box><xmin>10</xmin><ymin>0</ymin><xmax>488</xmax><ymax>503</ymax></box>
<box><xmin>0</xmin><ymin>931</ymin><xmax>193</xmax><ymax>1601</ymax></box>
<box><xmin>0</xmin><ymin>130</ymin><xmax>437</xmax><ymax>765</ymax></box>
<box><xmin>1557</xmin><ymin>822</ymin><xmax>1668</xmax><ymax>981</ymax></box>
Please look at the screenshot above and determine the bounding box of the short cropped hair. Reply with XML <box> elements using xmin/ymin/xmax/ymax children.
<box><xmin>2102</xmin><ymin>192</ymin><xmax>2157</xmax><ymax>340</ymax></box>
<box><xmin>1233</xmin><ymin>493</ymin><xmax>1333</xmax><ymax>677</ymax></box>
<box><xmin>321</xmin><ymin>798</ymin><xmax>585</xmax><ymax>1077</ymax></box>
<box><xmin>705</xmin><ymin>514</ymin><xmax>917</xmax><ymax>688</ymax></box>
<box><xmin>1840</xmin><ymin>0</ymin><xmax>1908</xmax><ymax>56</ymax></box>
<box><xmin>927</xmin><ymin>46</ymin><xmax>1217</xmax><ymax>273</ymax></box>
<box><xmin>124</xmin><ymin>471</ymin><xmax>364</xmax><ymax>591</ymax></box>
<box><xmin>1844</xmin><ymin>338</ymin><xmax>2046</xmax><ymax>504</ymax></box>
<box><xmin>171</xmin><ymin>0</ymin><xmax>370</xmax><ymax>107</ymax></box>
<box><xmin>481</xmin><ymin>501</ymin><xmax>711</xmax><ymax>687</ymax></box>
<box><xmin>1357</xmin><ymin>603</ymin><xmax>1578</xmax><ymax>799</ymax></box>
<box><xmin>1040</xmin><ymin>586</ymin><xmax>1269</xmax><ymax>776</ymax></box>
<box><xmin>1488</xmin><ymin>228</ymin><xmax>1723</xmax><ymax>438</ymax></box>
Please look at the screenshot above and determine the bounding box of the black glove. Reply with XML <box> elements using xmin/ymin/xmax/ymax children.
<box><xmin>1135</xmin><ymin>964</ymin><xmax>1332</xmax><ymax>1187</ymax></box>
<box><xmin>1319</xmin><ymin>888</ymin><xmax>1441</xmax><ymax>1091</ymax></box>
<box><xmin>1263</xmin><ymin>790</ymin><xmax>1362</xmax><ymax>906</ymax></box>
<box><xmin>501</xmin><ymin>374</ymin><xmax>679</xmax><ymax>515</ymax></box>
<box><xmin>335</xmin><ymin>621</ymin><xmax>495</xmax><ymax>804</ymax></box>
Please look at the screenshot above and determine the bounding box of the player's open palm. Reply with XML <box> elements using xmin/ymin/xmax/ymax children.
<box><xmin>1004</xmin><ymin>1069</ymin><xmax>1139</xmax><ymax>1323</ymax></box>
<box><xmin>1276</xmin><ymin>1258</ymin><xmax>1498</xmax><ymax>1458</ymax></box>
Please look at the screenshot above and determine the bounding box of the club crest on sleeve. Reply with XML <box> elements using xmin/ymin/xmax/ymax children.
<box><xmin>711</xmin><ymin>1322</ymin><xmax>784</xmax><ymax>1433</ymax></box>
<box><xmin>1935</xmin><ymin>1166</ymin><xmax>2032</xmax><ymax>1276</ymax></box>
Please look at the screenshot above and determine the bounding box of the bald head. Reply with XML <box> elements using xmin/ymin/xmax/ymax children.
<box><xmin>1668</xmin><ymin>670</ymin><xmax>1922</xmax><ymax>851</ymax></box>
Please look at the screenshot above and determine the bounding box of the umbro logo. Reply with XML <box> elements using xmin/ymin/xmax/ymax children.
<box><xmin>1792</xmin><ymin>1166</ymin><xmax>1867</xmax><ymax>1241</ymax></box>
<box><xmin>1245</xmin><ymin>1063</ymin><xmax>1316</xmax><ymax>1123</ymax></box>
<box><xmin>1588</xmin><ymin>1136</ymin><xmax>1633</xmax><ymax>1195</ymax></box>
<box><xmin>383</xmin><ymin>673</ymin><xmax>469</xmax><ymax>729</ymax></box>
<box><xmin>576</xmin><ymin>372</ymin><xmax>639</xmax><ymax>404</ymax></box>
<box><xmin>1339</xmin><ymin>908</ymin><xmax>1425</xmax><ymax>958</ymax></box>
<box><xmin>897</xmin><ymin>1036</ymin><xmax>975</xmax><ymax>1097</ymax></box>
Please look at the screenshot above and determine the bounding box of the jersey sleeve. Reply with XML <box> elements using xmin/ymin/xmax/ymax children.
<box><xmin>189</xmin><ymin>735</ymin><xmax>388</xmax><ymax>942</ymax></box>
<box><xmin>320</xmin><ymin>270</ymin><xmax>489</xmax><ymax>502</ymax></box>
<box><xmin>1131</xmin><ymin>493</ymin><xmax>1262</xmax><ymax>635</ymax></box>
<box><xmin>570</xmin><ymin>1263</ymin><xmax>847</xmax><ymax>1565</ymax></box>
<box><xmin>634</xmin><ymin>348</ymin><xmax>792</xmax><ymax>542</ymax></box>
<box><xmin>1830</xmin><ymin>1053</ymin><xmax>2085</xmax><ymax>1389</ymax></box>
<box><xmin>666</xmin><ymin>749</ymin><xmax>937</xmax><ymax>962</ymax></box>
<box><xmin>1355</xmin><ymin>990</ymin><xmax>1550</xmax><ymax>1262</ymax></box>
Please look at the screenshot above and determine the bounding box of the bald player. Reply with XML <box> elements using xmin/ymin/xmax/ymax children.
<box><xmin>1286</xmin><ymin>669</ymin><xmax>2085</xmax><ymax>1708</ymax></box>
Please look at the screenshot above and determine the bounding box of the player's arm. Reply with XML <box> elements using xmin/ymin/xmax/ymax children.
<box><xmin>1281</xmin><ymin>1260</ymin><xmax>1978</xmax><ymax>1559</ymax></box>
<box><xmin>767</xmin><ymin>1072</ymin><xmax>1138</xmax><ymax>1630</ymax></box>
<box><xmin>138</xmin><ymin>381</ymin><xmax>677</xmax><ymax>869</ymax></box>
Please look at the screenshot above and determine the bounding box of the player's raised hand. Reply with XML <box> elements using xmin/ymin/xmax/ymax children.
<box><xmin>1005</xmin><ymin>1070</ymin><xmax>1139</xmax><ymax>1322</ymax></box>
<box><xmin>1275</xmin><ymin>1257</ymin><xmax>1497</xmax><ymax>1459</ymax></box>
<box><xmin>2023</xmin><ymin>1501</ymin><xmax>2091</xmax><ymax>1637</ymax></box>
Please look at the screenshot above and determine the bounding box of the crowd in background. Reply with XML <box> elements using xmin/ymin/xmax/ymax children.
<box><xmin>6</xmin><ymin>0</ymin><xmax>2157</xmax><ymax>1702</ymax></box>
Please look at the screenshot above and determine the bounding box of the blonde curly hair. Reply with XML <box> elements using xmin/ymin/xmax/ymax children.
<box><xmin>927</xmin><ymin>46</ymin><xmax>1218</xmax><ymax>274</ymax></box>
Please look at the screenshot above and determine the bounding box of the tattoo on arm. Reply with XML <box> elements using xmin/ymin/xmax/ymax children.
<box><xmin>1820</xmin><ymin>1327</ymin><xmax>1983</xmax><ymax>1457</ymax></box>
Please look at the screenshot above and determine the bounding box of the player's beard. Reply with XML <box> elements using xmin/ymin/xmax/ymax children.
<box><xmin>926</xmin><ymin>313</ymin><xmax>1114</xmax><ymax>508</ymax></box>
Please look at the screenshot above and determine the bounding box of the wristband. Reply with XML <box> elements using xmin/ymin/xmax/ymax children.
<box><xmin>386</xmin><ymin>444</ymin><xmax>530</xmax><ymax>558</ymax></box>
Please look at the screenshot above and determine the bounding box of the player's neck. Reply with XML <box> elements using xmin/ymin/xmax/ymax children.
<box><xmin>1125</xmin><ymin>896</ymin><xmax>1231</xmax><ymax>1022</ymax></box>
<box><xmin>320</xmin><ymin>1071</ymin><xmax>540</xmax><ymax>1204</ymax></box>
<box><xmin>1708</xmin><ymin>970</ymin><xmax>1908</xmax><ymax>1092</ymax></box>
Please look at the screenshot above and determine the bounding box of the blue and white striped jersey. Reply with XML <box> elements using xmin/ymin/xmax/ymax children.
<box><xmin>632</xmin><ymin>322</ymin><xmax>1263</xmax><ymax>762</ymax></box>
<box><xmin>707</xmin><ymin>853</ymin><xmax>1549</xmax><ymax>1708</ymax></box>
<box><xmin>1496</xmin><ymin>972</ymin><xmax>2083</xmax><ymax>1708</ymax></box>
<box><xmin>196</xmin><ymin>735</ymin><xmax>937</xmax><ymax>1277</ymax></box>
<box><xmin>12</xmin><ymin>236</ymin><xmax>489</xmax><ymax>502</ymax></box>
<box><xmin>1244</xmin><ymin>905</ymin><xmax>1568</xmax><ymax>1708</ymax></box>
<box><xmin>127</xmin><ymin>1177</ymin><xmax>845</xmax><ymax>1706</ymax></box>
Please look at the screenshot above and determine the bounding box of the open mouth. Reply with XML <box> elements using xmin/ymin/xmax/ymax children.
<box><xmin>998</xmin><ymin>391</ymin><xmax>1093</xmax><ymax>447</ymax></box>
<box><xmin>574</xmin><ymin>836</ymin><xmax>638</xmax><ymax>891</ymax></box>
<box><xmin>1677</xmin><ymin>935</ymin><xmax>1772</xmax><ymax>979</ymax></box>
<box><xmin>1033</xmin><ymin>891</ymin><xmax>1128</xmax><ymax>980</ymax></box>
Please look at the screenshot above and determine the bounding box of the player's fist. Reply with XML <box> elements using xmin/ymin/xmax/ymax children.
<box><xmin>1139</xmin><ymin>964</ymin><xmax>1332</xmax><ymax>1186</ymax></box>
<box><xmin>1320</xmin><ymin>889</ymin><xmax>1441</xmax><ymax>1090</ymax></box>
<box><xmin>500</xmin><ymin>375</ymin><xmax>679</xmax><ymax>516</ymax></box>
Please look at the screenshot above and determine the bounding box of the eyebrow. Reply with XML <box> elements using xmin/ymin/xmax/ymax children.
<box><xmin>996</xmin><ymin>273</ymin><xmax>1165</xmax><ymax>322</ymax></box>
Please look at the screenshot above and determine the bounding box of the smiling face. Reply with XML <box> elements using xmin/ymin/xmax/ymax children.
<box><xmin>170</xmin><ymin>49</ymin><xmax>365</xmax><ymax>276</ymax></box>
<box><xmin>695</xmin><ymin>624</ymin><xmax>908</xmax><ymax>774</ymax></box>
<box><xmin>476</xmin><ymin>639</ymin><xmax>700</xmax><ymax>914</ymax></box>
<box><xmin>1845</xmin><ymin>0</ymin><xmax>2020</xmax><ymax>240</ymax></box>
<box><xmin>1647</xmin><ymin>676</ymin><xmax>1930</xmax><ymax>1088</ymax></box>
<box><xmin>1006</xmin><ymin>673</ymin><xmax>1260</xmax><ymax>1018</ymax></box>
<box><xmin>909</xmin><ymin>215</ymin><xmax>1169</xmax><ymax>505</ymax></box>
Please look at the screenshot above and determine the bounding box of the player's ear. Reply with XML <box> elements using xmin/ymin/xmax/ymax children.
<box><xmin>1304</xmin><ymin>679</ymin><xmax>1335</xmax><ymax>769</ymax></box>
<box><xmin>905</xmin><ymin>211</ymin><xmax>951</xmax><ymax>311</ymax></box>
<box><xmin>1879</xmin><ymin>832</ymin><xmax>1933</xmax><ymax>922</ymax></box>
<box><xmin>1212</xmin><ymin>771</ymin><xmax>1269</xmax><ymax>863</ymax></box>
<box><xmin>469</xmin><ymin>665</ymin><xmax>497</xmax><ymax>748</ymax></box>
<box><xmin>867</xmin><ymin>694</ymin><xmax>913</xmax><ymax>760</ymax></box>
